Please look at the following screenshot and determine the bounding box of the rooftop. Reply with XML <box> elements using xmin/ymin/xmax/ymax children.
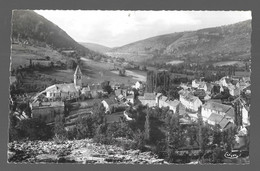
<box><xmin>45</xmin><ymin>83</ymin><xmax>78</xmax><ymax>93</ymax></box>
<box><xmin>103</xmin><ymin>98</ymin><xmax>118</xmax><ymax>105</ymax></box>
<box><xmin>144</xmin><ymin>93</ymin><xmax>156</xmax><ymax>100</ymax></box>
<box><xmin>203</xmin><ymin>101</ymin><xmax>234</xmax><ymax>117</ymax></box>
<box><xmin>208</xmin><ymin>113</ymin><xmax>224</xmax><ymax>124</ymax></box>
<box><xmin>74</xmin><ymin>65</ymin><xmax>82</xmax><ymax>75</ymax></box>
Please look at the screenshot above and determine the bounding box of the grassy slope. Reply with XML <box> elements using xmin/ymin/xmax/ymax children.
<box><xmin>80</xmin><ymin>42</ymin><xmax>111</xmax><ymax>54</ymax></box>
<box><xmin>107</xmin><ymin>20</ymin><xmax>251</xmax><ymax>63</ymax></box>
<box><xmin>80</xmin><ymin>58</ymin><xmax>147</xmax><ymax>85</ymax></box>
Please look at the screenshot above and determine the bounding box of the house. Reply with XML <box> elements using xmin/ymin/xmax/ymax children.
<box><xmin>115</xmin><ymin>88</ymin><xmax>128</xmax><ymax>97</ymax></box>
<box><xmin>179</xmin><ymin>90</ymin><xmax>202</xmax><ymax>112</ymax></box>
<box><xmin>157</xmin><ymin>94</ymin><xmax>180</xmax><ymax>113</ymax></box>
<box><xmin>192</xmin><ymin>79</ymin><xmax>200</xmax><ymax>89</ymax></box>
<box><xmin>201</xmin><ymin>101</ymin><xmax>235</xmax><ymax>123</ymax></box>
<box><xmin>227</xmin><ymin>84</ymin><xmax>240</xmax><ymax>96</ymax></box>
<box><xmin>126</xmin><ymin>95</ymin><xmax>135</xmax><ymax>104</ymax></box>
<box><xmin>138</xmin><ymin>93</ymin><xmax>156</xmax><ymax>107</ymax></box>
<box><xmin>236</xmin><ymin>81</ymin><xmax>250</xmax><ymax>91</ymax></box>
<box><xmin>207</xmin><ymin>113</ymin><xmax>233</xmax><ymax>130</ymax></box>
<box><xmin>133</xmin><ymin>81</ymin><xmax>143</xmax><ymax>90</ymax></box>
<box><xmin>30</xmin><ymin>101</ymin><xmax>65</xmax><ymax>123</ymax></box>
<box><xmin>219</xmin><ymin>76</ymin><xmax>232</xmax><ymax>87</ymax></box>
<box><xmin>233</xmin><ymin>71</ymin><xmax>251</xmax><ymax>79</ymax></box>
<box><xmin>33</xmin><ymin>65</ymin><xmax>82</xmax><ymax>101</ymax></box>
<box><xmin>243</xmin><ymin>85</ymin><xmax>251</xmax><ymax>95</ymax></box>
<box><xmin>43</xmin><ymin>83</ymin><xmax>80</xmax><ymax>100</ymax></box>
<box><xmin>89</xmin><ymin>84</ymin><xmax>104</xmax><ymax>98</ymax></box>
<box><xmin>180</xmin><ymin>83</ymin><xmax>190</xmax><ymax>90</ymax></box>
<box><xmin>102</xmin><ymin>97</ymin><xmax>118</xmax><ymax>114</ymax></box>
<box><xmin>112</xmin><ymin>83</ymin><xmax>125</xmax><ymax>90</ymax></box>
<box><xmin>81</xmin><ymin>86</ymin><xmax>92</xmax><ymax>99</ymax></box>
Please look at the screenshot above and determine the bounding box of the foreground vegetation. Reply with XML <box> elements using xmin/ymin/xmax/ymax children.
<box><xmin>9</xmin><ymin>101</ymin><xmax>247</xmax><ymax>164</ymax></box>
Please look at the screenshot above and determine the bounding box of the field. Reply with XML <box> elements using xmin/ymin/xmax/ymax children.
<box><xmin>11</xmin><ymin>44</ymin><xmax>67</xmax><ymax>70</ymax></box>
<box><xmin>213</xmin><ymin>61</ymin><xmax>245</xmax><ymax>67</ymax></box>
<box><xmin>10</xmin><ymin>44</ymin><xmax>148</xmax><ymax>93</ymax></box>
<box><xmin>166</xmin><ymin>60</ymin><xmax>184</xmax><ymax>65</ymax></box>
<box><xmin>81</xmin><ymin>57</ymin><xmax>147</xmax><ymax>86</ymax></box>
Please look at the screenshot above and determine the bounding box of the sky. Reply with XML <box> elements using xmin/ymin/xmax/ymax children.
<box><xmin>35</xmin><ymin>10</ymin><xmax>251</xmax><ymax>48</ymax></box>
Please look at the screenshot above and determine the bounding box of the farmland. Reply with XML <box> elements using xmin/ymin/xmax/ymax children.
<box><xmin>213</xmin><ymin>60</ymin><xmax>246</xmax><ymax>67</ymax></box>
<box><xmin>80</xmin><ymin>57</ymin><xmax>147</xmax><ymax>85</ymax></box>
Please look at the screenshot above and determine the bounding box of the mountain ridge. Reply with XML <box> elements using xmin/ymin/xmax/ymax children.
<box><xmin>11</xmin><ymin>10</ymin><xmax>100</xmax><ymax>58</ymax></box>
<box><xmin>106</xmin><ymin>20</ymin><xmax>251</xmax><ymax>63</ymax></box>
<box><xmin>80</xmin><ymin>42</ymin><xmax>111</xmax><ymax>54</ymax></box>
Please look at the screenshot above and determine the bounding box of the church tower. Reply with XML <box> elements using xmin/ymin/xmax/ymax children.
<box><xmin>74</xmin><ymin>65</ymin><xmax>82</xmax><ymax>88</ymax></box>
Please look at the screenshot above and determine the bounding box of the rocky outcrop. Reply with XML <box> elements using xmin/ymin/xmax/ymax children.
<box><xmin>8</xmin><ymin>139</ymin><xmax>167</xmax><ymax>164</ymax></box>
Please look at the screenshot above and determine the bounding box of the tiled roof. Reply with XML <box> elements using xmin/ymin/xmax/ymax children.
<box><xmin>203</xmin><ymin>101</ymin><xmax>233</xmax><ymax>113</ymax></box>
<box><xmin>46</xmin><ymin>83</ymin><xmax>77</xmax><ymax>93</ymax></box>
<box><xmin>31</xmin><ymin>101</ymin><xmax>64</xmax><ymax>108</ymax></box>
<box><xmin>208</xmin><ymin>113</ymin><xmax>224</xmax><ymax>123</ymax></box>
<box><xmin>103</xmin><ymin>98</ymin><xmax>118</xmax><ymax>105</ymax></box>
<box><xmin>89</xmin><ymin>84</ymin><xmax>103</xmax><ymax>91</ymax></box>
<box><xmin>219</xmin><ymin>118</ymin><xmax>231</xmax><ymax>129</ymax></box>
<box><xmin>234</xmin><ymin>71</ymin><xmax>251</xmax><ymax>77</ymax></box>
<box><xmin>165</xmin><ymin>100</ymin><xmax>180</xmax><ymax>107</ymax></box>
<box><xmin>144</xmin><ymin>93</ymin><xmax>156</xmax><ymax>100</ymax></box>
<box><xmin>183</xmin><ymin>93</ymin><xmax>200</xmax><ymax>103</ymax></box>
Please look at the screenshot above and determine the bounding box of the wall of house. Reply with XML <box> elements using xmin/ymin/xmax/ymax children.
<box><xmin>102</xmin><ymin>101</ymin><xmax>110</xmax><ymax>113</ymax></box>
<box><xmin>32</xmin><ymin>106</ymin><xmax>64</xmax><ymax>123</ymax></box>
<box><xmin>46</xmin><ymin>91</ymin><xmax>79</xmax><ymax>99</ymax></box>
<box><xmin>140</xmin><ymin>99</ymin><xmax>156</xmax><ymax>107</ymax></box>
<box><xmin>180</xmin><ymin>96</ymin><xmax>201</xmax><ymax>112</ymax></box>
<box><xmin>242</xmin><ymin>107</ymin><xmax>250</xmax><ymax>126</ymax></box>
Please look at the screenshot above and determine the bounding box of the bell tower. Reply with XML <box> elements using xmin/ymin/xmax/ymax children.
<box><xmin>74</xmin><ymin>65</ymin><xmax>82</xmax><ymax>88</ymax></box>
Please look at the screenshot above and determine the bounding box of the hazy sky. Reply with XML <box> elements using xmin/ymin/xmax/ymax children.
<box><xmin>35</xmin><ymin>10</ymin><xmax>251</xmax><ymax>48</ymax></box>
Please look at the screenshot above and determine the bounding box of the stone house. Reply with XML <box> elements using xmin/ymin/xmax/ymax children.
<box><xmin>201</xmin><ymin>101</ymin><xmax>235</xmax><ymax>123</ymax></box>
<box><xmin>179</xmin><ymin>90</ymin><xmax>202</xmax><ymax>112</ymax></box>
<box><xmin>126</xmin><ymin>95</ymin><xmax>135</xmax><ymax>104</ymax></box>
<box><xmin>102</xmin><ymin>97</ymin><xmax>118</xmax><ymax>114</ymax></box>
<box><xmin>138</xmin><ymin>93</ymin><xmax>156</xmax><ymax>107</ymax></box>
<box><xmin>156</xmin><ymin>94</ymin><xmax>180</xmax><ymax>113</ymax></box>
<box><xmin>30</xmin><ymin>101</ymin><xmax>65</xmax><ymax>123</ymax></box>
<box><xmin>207</xmin><ymin>113</ymin><xmax>233</xmax><ymax>130</ymax></box>
<box><xmin>33</xmin><ymin>65</ymin><xmax>82</xmax><ymax>101</ymax></box>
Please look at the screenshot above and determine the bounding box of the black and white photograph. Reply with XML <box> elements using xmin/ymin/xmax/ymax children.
<box><xmin>8</xmin><ymin>10</ymin><xmax>251</xmax><ymax>164</ymax></box>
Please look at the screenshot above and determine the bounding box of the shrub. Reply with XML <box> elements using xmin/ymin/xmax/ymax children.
<box><xmin>15</xmin><ymin>118</ymin><xmax>53</xmax><ymax>141</ymax></box>
<box><xmin>53</xmin><ymin>114</ymin><xmax>67</xmax><ymax>143</ymax></box>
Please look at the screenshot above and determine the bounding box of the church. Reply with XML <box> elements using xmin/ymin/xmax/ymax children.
<box><xmin>33</xmin><ymin>65</ymin><xmax>83</xmax><ymax>102</ymax></box>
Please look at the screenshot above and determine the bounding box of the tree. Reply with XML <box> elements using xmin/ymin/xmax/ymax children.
<box><xmin>234</xmin><ymin>101</ymin><xmax>243</xmax><ymax>127</ymax></box>
<box><xmin>166</xmin><ymin>104</ymin><xmax>185</xmax><ymax>161</ymax></box>
<box><xmin>53</xmin><ymin>114</ymin><xmax>67</xmax><ymax>143</ymax></box>
<box><xmin>132</xmin><ymin>129</ymin><xmax>146</xmax><ymax>151</ymax></box>
<box><xmin>119</xmin><ymin>68</ymin><xmax>126</xmax><ymax>76</ymax></box>
<box><xmin>144</xmin><ymin>111</ymin><xmax>151</xmax><ymax>142</ymax></box>
<box><xmin>67</xmin><ymin>59</ymin><xmax>76</xmax><ymax>69</ymax></box>
<box><xmin>16</xmin><ymin>118</ymin><xmax>53</xmax><ymax>141</ymax></box>
<box><xmin>9</xmin><ymin>114</ymin><xmax>19</xmax><ymax>142</ymax></box>
<box><xmin>72</xmin><ymin>114</ymin><xmax>96</xmax><ymax>140</ymax></box>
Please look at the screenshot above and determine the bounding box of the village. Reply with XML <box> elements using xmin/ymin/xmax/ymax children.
<box><xmin>9</xmin><ymin>56</ymin><xmax>251</xmax><ymax>163</ymax></box>
<box><xmin>7</xmin><ymin>10</ymin><xmax>252</xmax><ymax>164</ymax></box>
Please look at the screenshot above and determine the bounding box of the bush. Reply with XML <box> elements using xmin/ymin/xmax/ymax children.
<box><xmin>9</xmin><ymin>114</ymin><xmax>19</xmax><ymax>142</ymax></box>
<box><xmin>73</xmin><ymin>115</ymin><xmax>97</xmax><ymax>139</ymax></box>
<box><xmin>15</xmin><ymin>118</ymin><xmax>53</xmax><ymax>141</ymax></box>
<box><xmin>53</xmin><ymin>114</ymin><xmax>67</xmax><ymax>143</ymax></box>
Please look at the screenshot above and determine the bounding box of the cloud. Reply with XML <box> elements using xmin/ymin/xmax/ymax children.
<box><xmin>35</xmin><ymin>10</ymin><xmax>251</xmax><ymax>47</ymax></box>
